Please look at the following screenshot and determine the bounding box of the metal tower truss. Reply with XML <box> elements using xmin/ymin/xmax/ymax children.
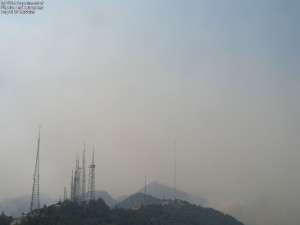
<box><xmin>70</xmin><ymin>143</ymin><xmax>95</xmax><ymax>203</ymax></box>
<box><xmin>74</xmin><ymin>156</ymin><xmax>81</xmax><ymax>201</ymax></box>
<box><xmin>81</xmin><ymin>144</ymin><xmax>86</xmax><ymax>202</ymax></box>
<box><xmin>88</xmin><ymin>148</ymin><xmax>96</xmax><ymax>201</ymax></box>
<box><xmin>30</xmin><ymin>126</ymin><xmax>41</xmax><ymax>212</ymax></box>
<box><xmin>64</xmin><ymin>186</ymin><xmax>67</xmax><ymax>201</ymax></box>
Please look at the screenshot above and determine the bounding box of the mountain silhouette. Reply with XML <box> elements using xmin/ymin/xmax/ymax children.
<box><xmin>137</xmin><ymin>181</ymin><xmax>206</xmax><ymax>205</ymax></box>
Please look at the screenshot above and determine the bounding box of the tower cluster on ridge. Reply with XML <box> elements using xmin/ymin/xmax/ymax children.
<box><xmin>70</xmin><ymin>143</ymin><xmax>96</xmax><ymax>202</ymax></box>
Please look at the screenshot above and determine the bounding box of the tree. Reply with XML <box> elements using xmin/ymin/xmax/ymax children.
<box><xmin>0</xmin><ymin>211</ymin><xmax>13</xmax><ymax>225</ymax></box>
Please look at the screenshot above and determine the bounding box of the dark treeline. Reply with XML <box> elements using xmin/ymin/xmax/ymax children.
<box><xmin>20</xmin><ymin>198</ymin><xmax>244</xmax><ymax>225</ymax></box>
<box><xmin>0</xmin><ymin>211</ymin><xmax>13</xmax><ymax>225</ymax></box>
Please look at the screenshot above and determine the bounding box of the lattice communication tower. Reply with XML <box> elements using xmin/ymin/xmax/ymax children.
<box><xmin>88</xmin><ymin>148</ymin><xmax>96</xmax><ymax>201</ymax></box>
<box><xmin>30</xmin><ymin>126</ymin><xmax>41</xmax><ymax>212</ymax></box>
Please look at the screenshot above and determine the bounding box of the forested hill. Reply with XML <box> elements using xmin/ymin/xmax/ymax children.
<box><xmin>20</xmin><ymin>198</ymin><xmax>244</xmax><ymax>225</ymax></box>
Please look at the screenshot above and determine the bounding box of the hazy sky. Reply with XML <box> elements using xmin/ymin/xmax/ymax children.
<box><xmin>1</xmin><ymin>1</ymin><xmax>300</xmax><ymax>224</ymax></box>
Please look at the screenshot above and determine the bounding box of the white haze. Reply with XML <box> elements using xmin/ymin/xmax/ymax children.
<box><xmin>0</xmin><ymin>1</ymin><xmax>299</xmax><ymax>225</ymax></box>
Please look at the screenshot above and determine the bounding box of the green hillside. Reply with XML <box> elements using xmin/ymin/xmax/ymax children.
<box><xmin>20</xmin><ymin>198</ymin><xmax>244</xmax><ymax>225</ymax></box>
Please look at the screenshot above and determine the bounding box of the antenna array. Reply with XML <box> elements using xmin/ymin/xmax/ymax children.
<box><xmin>71</xmin><ymin>142</ymin><xmax>87</xmax><ymax>202</ymax></box>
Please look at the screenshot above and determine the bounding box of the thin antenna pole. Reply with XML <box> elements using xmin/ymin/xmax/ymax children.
<box><xmin>64</xmin><ymin>186</ymin><xmax>67</xmax><ymax>201</ymax></box>
<box><xmin>82</xmin><ymin>142</ymin><xmax>86</xmax><ymax>202</ymax></box>
<box><xmin>144</xmin><ymin>176</ymin><xmax>146</xmax><ymax>196</ymax></box>
<box><xmin>92</xmin><ymin>148</ymin><xmax>94</xmax><ymax>164</ymax></box>
<box><xmin>174</xmin><ymin>138</ymin><xmax>177</xmax><ymax>201</ymax></box>
<box><xmin>71</xmin><ymin>170</ymin><xmax>74</xmax><ymax>201</ymax></box>
<box><xmin>38</xmin><ymin>125</ymin><xmax>40</xmax><ymax>207</ymax></box>
<box><xmin>144</xmin><ymin>176</ymin><xmax>147</xmax><ymax>205</ymax></box>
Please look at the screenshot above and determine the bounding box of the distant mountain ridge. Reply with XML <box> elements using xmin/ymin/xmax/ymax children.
<box><xmin>95</xmin><ymin>191</ymin><xmax>117</xmax><ymax>207</ymax></box>
<box><xmin>137</xmin><ymin>181</ymin><xmax>206</xmax><ymax>206</ymax></box>
<box><xmin>0</xmin><ymin>193</ymin><xmax>55</xmax><ymax>217</ymax></box>
<box><xmin>0</xmin><ymin>181</ymin><xmax>206</xmax><ymax>217</ymax></box>
<box><xmin>115</xmin><ymin>181</ymin><xmax>206</xmax><ymax>210</ymax></box>
<box><xmin>115</xmin><ymin>193</ymin><xmax>161</xmax><ymax>209</ymax></box>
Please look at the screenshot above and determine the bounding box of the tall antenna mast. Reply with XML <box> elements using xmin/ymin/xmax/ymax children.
<box><xmin>71</xmin><ymin>170</ymin><xmax>74</xmax><ymax>201</ymax></box>
<box><xmin>144</xmin><ymin>176</ymin><xmax>147</xmax><ymax>205</ymax></box>
<box><xmin>144</xmin><ymin>176</ymin><xmax>147</xmax><ymax>196</ymax></box>
<box><xmin>75</xmin><ymin>155</ymin><xmax>81</xmax><ymax>201</ymax></box>
<box><xmin>64</xmin><ymin>186</ymin><xmax>67</xmax><ymax>201</ymax></box>
<box><xmin>88</xmin><ymin>147</ymin><xmax>96</xmax><ymax>201</ymax></box>
<box><xmin>30</xmin><ymin>125</ymin><xmax>41</xmax><ymax>212</ymax></box>
<box><xmin>74</xmin><ymin>157</ymin><xmax>78</xmax><ymax>201</ymax></box>
<box><xmin>82</xmin><ymin>142</ymin><xmax>86</xmax><ymax>201</ymax></box>
<box><xmin>174</xmin><ymin>138</ymin><xmax>177</xmax><ymax>201</ymax></box>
